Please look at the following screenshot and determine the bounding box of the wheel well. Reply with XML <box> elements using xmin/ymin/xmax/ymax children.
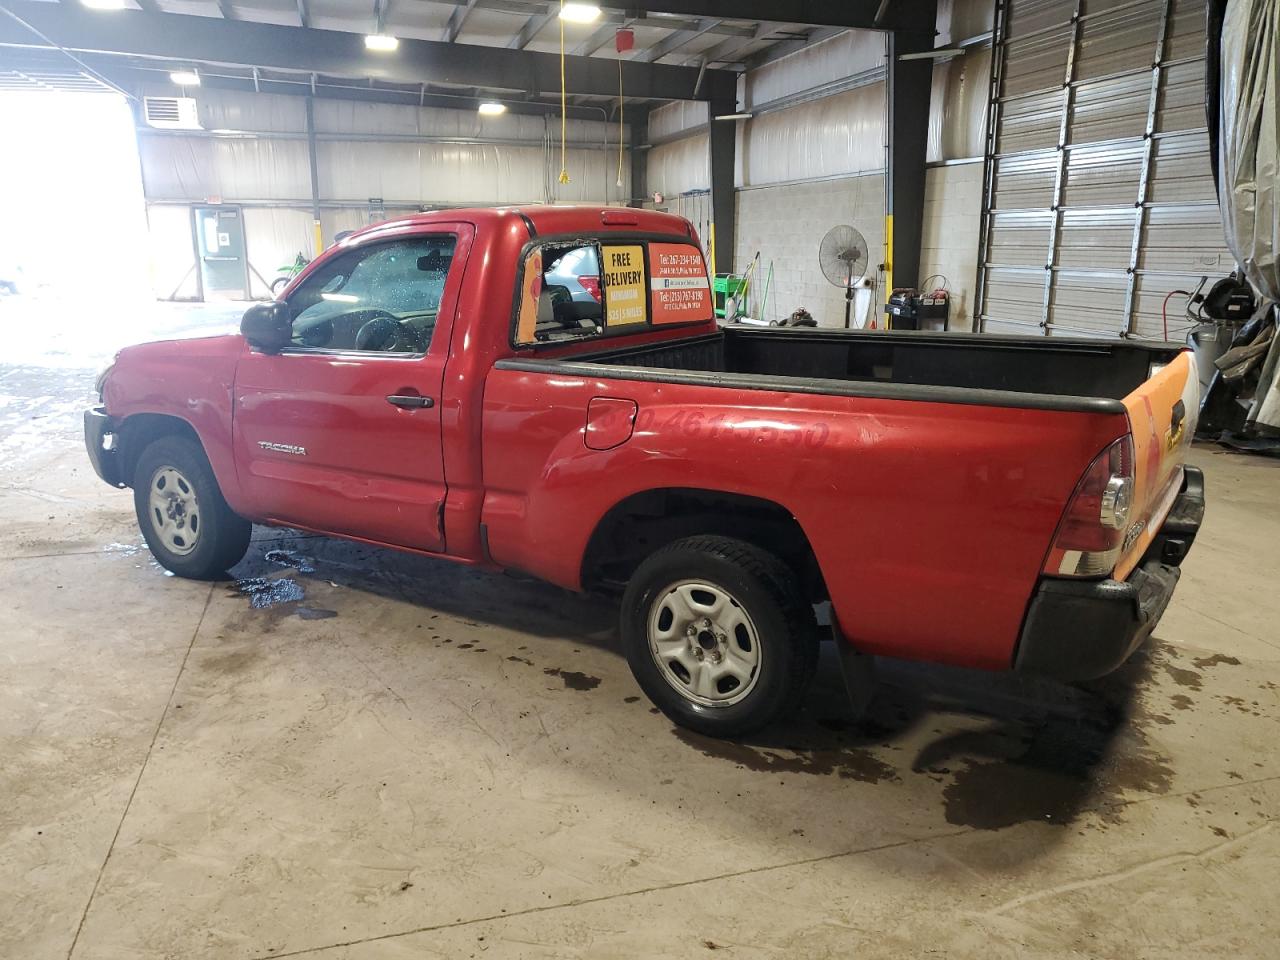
<box><xmin>581</xmin><ymin>488</ymin><xmax>828</xmax><ymax>601</ymax></box>
<box><xmin>116</xmin><ymin>414</ymin><xmax>201</xmax><ymax>487</ymax></box>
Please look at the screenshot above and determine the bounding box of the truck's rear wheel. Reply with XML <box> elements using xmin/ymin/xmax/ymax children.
<box><xmin>133</xmin><ymin>436</ymin><xmax>251</xmax><ymax>579</ymax></box>
<box><xmin>621</xmin><ymin>535</ymin><xmax>818</xmax><ymax>738</ymax></box>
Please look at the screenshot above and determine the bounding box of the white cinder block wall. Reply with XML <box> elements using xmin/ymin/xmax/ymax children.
<box><xmin>918</xmin><ymin>161</ymin><xmax>985</xmax><ymax>330</ymax></box>
<box><xmin>733</xmin><ymin>175</ymin><xmax>886</xmax><ymax>327</ymax></box>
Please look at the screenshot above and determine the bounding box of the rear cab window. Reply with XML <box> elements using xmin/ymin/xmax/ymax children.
<box><xmin>513</xmin><ymin>236</ymin><xmax>712</xmax><ymax>347</ymax></box>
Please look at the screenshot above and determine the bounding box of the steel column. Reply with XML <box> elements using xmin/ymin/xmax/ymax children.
<box><xmin>885</xmin><ymin>23</ymin><xmax>934</xmax><ymax>297</ymax></box>
<box><xmin>707</xmin><ymin>100</ymin><xmax>736</xmax><ymax>275</ymax></box>
<box><xmin>305</xmin><ymin>96</ymin><xmax>322</xmax><ymax>256</ymax></box>
<box><xmin>1120</xmin><ymin>0</ymin><xmax>1173</xmax><ymax>337</ymax></box>
<box><xmin>629</xmin><ymin>104</ymin><xmax>649</xmax><ymax>207</ymax></box>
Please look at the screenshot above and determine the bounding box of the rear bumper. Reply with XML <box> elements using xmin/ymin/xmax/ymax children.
<box><xmin>1014</xmin><ymin>465</ymin><xmax>1205</xmax><ymax>681</ymax></box>
<box><xmin>84</xmin><ymin>406</ymin><xmax>126</xmax><ymax>488</ymax></box>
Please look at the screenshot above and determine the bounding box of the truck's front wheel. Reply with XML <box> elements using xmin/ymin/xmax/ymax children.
<box><xmin>133</xmin><ymin>436</ymin><xmax>251</xmax><ymax>579</ymax></box>
<box><xmin>621</xmin><ymin>536</ymin><xmax>818</xmax><ymax>738</ymax></box>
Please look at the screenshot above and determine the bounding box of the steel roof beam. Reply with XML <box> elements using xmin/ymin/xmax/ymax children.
<box><xmin>572</xmin><ymin>20</ymin><xmax>621</xmax><ymax>56</ymax></box>
<box><xmin>508</xmin><ymin>9</ymin><xmax>554</xmax><ymax>49</ymax></box>
<box><xmin>0</xmin><ymin>0</ymin><xmax>737</xmax><ymax>101</ymax></box>
<box><xmin>597</xmin><ymin>1</ymin><xmax>932</xmax><ymax>32</ymax></box>
<box><xmin>641</xmin><ymin>18</ymin><xmax>721</xmax><ymax>62</ymax></box>
<box><xmin>442</xmin><ymin>0</ymin><xmax>477</xmax><ymax>42</ymax></box>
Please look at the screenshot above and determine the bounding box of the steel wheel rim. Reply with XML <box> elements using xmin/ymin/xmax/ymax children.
<box><xmin>148</xmin><ymin>465</ymin><xmax>201</xmax><ymax>556</ymax></box>
<box><xmin>647</xmin><ymin>579</ymin><xmax>762</xmax><ymax>707</ymax></box>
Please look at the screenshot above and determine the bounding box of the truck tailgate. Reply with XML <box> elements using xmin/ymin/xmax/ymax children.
<box><xmin>1113</xmin><ymin>349</ymin><xmax>1199</xmax><ymax>580</ymax></box>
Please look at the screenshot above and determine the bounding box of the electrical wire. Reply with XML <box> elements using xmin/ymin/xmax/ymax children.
<box><xmin>1162</xmin><ymin>289</ymin><xmax>1192</xmax><ymax>341</ymax></box>
<box><xmin>558</xmin><ymin>1</ymin><xmax>570</xmax><ymax>186</ymax></box>
<box><xmin>616</xmin><ymin>56</ymin><xmax>625</xmax><ymax>191</ymax></box>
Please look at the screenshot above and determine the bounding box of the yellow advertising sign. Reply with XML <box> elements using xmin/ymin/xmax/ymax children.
<box><xmin>602</xmin><ymin>245</ymin><xmax>647</xmax><ymax>327</ymax></box>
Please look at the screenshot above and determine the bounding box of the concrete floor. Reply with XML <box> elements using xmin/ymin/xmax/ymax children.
<box><xmin>2</xmin><ymin>295</ymin><xmax>1278</xmax><ymax>959</ymax></box>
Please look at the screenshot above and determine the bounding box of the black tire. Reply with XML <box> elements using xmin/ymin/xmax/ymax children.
<box><xmin>621</xmin><ymin>535</ymin><xmax>819</xmax><ymax>738</ymax></box>
<box><xmin>133</xmin><ymin>435</ymin><xmax>251</xmax><ymax>579</ymax></box>
<box><xmin>270</xmin><ymin>276</ymin><xmax>290</xmax><ymax>296</ymax></box>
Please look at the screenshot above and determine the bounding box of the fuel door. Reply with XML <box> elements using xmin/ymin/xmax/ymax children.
<box><xmin>585</xmin><ymin>397</ymin><xmax>638</xmax><ymax>451</ymax></box>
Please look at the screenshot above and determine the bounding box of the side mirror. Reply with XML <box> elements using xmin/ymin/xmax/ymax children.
<box><xmin>241</xmin><ymin>301</ymin><xmax>292</xmax><ymax>353</ymax></box>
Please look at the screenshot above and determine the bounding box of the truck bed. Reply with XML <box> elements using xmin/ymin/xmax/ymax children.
<box><xmin>498</xmin><ymin>327</ymin><xmax>1184</xmax><ymax>413</ymax></box>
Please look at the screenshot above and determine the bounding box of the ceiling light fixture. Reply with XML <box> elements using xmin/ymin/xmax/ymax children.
<box><xmin>81</xmin><ymin>0</ymin><xmax>127</xmax><ymax>10</ymax></box>
<box><xmin>364</xmin><ymin>34</ymin><xmax>400</xmax><ymax>52</ymax></box>
<box><xmin>559</xmin><ymin>3</ymin><xmax>601</xmax><ymax>23</ymax></box>
<box><xmin>477</xmin><ymin>102</ymin><xmax>507</xmax><ymax>116</ymax></box>
<box><xmin>169</xmin><ymin>70</ymin><xmax>201</xmax><ymax>86</ymax></box>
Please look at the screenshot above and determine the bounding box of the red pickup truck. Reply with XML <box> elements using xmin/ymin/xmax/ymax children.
<box><xmin>85</xmin><ymin>206</ymin><xmax>1205</xmax><ymax>737</ymax></box>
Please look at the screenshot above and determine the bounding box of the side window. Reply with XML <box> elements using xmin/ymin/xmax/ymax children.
<box><xmin>286</xmin><ymin>235</ymin><xmax>456</xmax><ymax>354</ymax></box>
<box><xmin>514</xmin><ymin>242</ymin><xmax>605</xmax><ymax>344</ymax></box>
<box><xmin>512</xmin><ymin>238</ymin><xmax>710</xmax><ymax>347</ymax></box>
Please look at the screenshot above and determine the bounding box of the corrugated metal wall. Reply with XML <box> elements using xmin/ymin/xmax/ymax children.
<box><xmin>135</xmin><ymin>86</ymin><xmax>627</xmax><ymax>299</ymax></box>
<box><xmin>977</xmin><ymin>0</ymin><xmax>1232</xmax><ymax>339</ymax></box>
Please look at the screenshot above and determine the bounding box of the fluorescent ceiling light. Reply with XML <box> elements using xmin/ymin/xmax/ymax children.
<box><xmin>714</xmin><ymin>112</ymin><xmax>752</xmax><ymax>121</ymax></box>
<box><xmin>477</xmin><ymin>102</ymin><xmax>507</xmax><ymax>116</ymax></box>
<box><xmin>559</xmin><ymin>3</ymin><xmax>601</xmax><ymax>23</ymax></box>
<box><xmin>169</xmin><ymin>70</ymin><xmax>200</xmax><ymax>86</ymax></box>
<box><xmin>364</xmin><ymin>34</ymin><xmax>400</xmax><ymax>51</ymax></box>
<box><xmin>81</xmin><ymin>0</ymin><xmax>127</xmax><ymax>9</ymax></box>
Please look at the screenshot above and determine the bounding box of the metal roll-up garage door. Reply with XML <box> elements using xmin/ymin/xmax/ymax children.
<box><xmin>976</xmin><ymin>0</ymin><xmax>1235</xmax><ymax>340</ymax></box>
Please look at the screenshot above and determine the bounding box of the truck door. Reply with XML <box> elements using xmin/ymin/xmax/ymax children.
<box><xmin>232</xmin><ymin>224</ymin><xmax>472</xmax><ymax>552</ymax></box>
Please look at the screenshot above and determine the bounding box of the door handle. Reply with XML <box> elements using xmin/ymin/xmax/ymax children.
<box><xmin>386</xmin><ymin>394</ymin><xmax>434</xmax><ymax>409</ymax></box>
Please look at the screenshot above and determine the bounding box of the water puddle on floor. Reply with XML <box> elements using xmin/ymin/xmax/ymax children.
<box><xmin>264</xmin><ymin>549</ymin><xmax>316</xmax><ymax>574</ymax></box>
<box><xmin>235</xmin><ymin>576</ymin><xmax>305</xmax><ymax>608</ymax></box>
<box><xmin>231</xmin><ymin>562</ymin><xmax>338</xmax><ymax>622</ymax></box>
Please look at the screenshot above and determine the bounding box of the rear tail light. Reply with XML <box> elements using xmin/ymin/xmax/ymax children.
<box><xmin>578</xmin><ymin>274</ymin><xmax>602</xmax><ymax>302</ymax></box>
<box><xmin>1044</xmin><ymin>436</ymin><xmax>1135</xmax><ymax>578</ymax></box>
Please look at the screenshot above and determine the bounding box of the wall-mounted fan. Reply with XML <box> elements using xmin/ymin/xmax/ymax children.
<box><xmin>818</xmin><ymin>224</ymin><xmax>870</xmax><ymax>327</ymax></box>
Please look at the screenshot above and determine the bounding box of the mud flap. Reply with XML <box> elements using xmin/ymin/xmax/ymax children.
<box><xmin>832</xmin><ymin>624</ymin><xmax>878</xmax><ymax>719</ymax></box>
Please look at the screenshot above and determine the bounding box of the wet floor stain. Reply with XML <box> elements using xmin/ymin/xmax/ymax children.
<box><xmin>264</xmin><ymin>549</ymin><xmax>316</xmax><ymax>574</ymax></box>
<box><xmin>201</xmin><ymin>649</ymin><xmax>263</xmax><ymax>674</ymax></box>
<box><xmin>507</xmin><ymin>656</ymin><xmax>533</xmax><ymax>666</ymax></box>
<box><xmin>1161</xmin><ymin>661</ymin><xmax>1204</xmax><ymax>690</ymax></box>
<box><xmin>674</xmin><ymin>728</ymin><xmax>900</xmax><ymax>784</ymax></box>
<box><xmin>296</xmin><ymin>606</ymin><xmax>338</xmax><ymax>620</ymax></box>
<box><xmin>1192</xmin><ymin>654</ymin><xmax>1241</xmax><ymax>669</ymax></box>
<box><xmin>543</xmin><ymin>667</ymin><xmax>602</xmax><ymax>691</ymax></box>
<box><xmin>924</xmin><ymin>719</ymin><xmax>1173</xmax><ymax>831</ymax></box>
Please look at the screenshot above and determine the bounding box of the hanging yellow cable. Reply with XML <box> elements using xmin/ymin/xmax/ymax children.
<box><xmin>616</xmin><ymin>55</ymin><xmax>625</xmax><ymax>190</ymax></box>
<box><xmin>558</xmin><ymin>1</ymin><xmax>570</xmax><ymax>185</ymax></box>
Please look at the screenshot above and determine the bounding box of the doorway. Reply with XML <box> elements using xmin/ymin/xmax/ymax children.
<box><xmin>193</xmin><ymin>205</ymin><xmax>249</xmax><ymax>300</ymax></box>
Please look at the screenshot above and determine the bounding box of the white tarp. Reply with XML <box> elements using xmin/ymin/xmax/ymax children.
<box><xmin>1217</xmin><ymin>0</ymin><xmax>1280</xmax><ymax>430</ymax></box>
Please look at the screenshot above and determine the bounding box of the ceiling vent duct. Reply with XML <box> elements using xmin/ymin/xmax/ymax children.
<box><xmin>143</xmin><ymin>96</ymin><xmax>202</xmax><ymax>130</ymax></box>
